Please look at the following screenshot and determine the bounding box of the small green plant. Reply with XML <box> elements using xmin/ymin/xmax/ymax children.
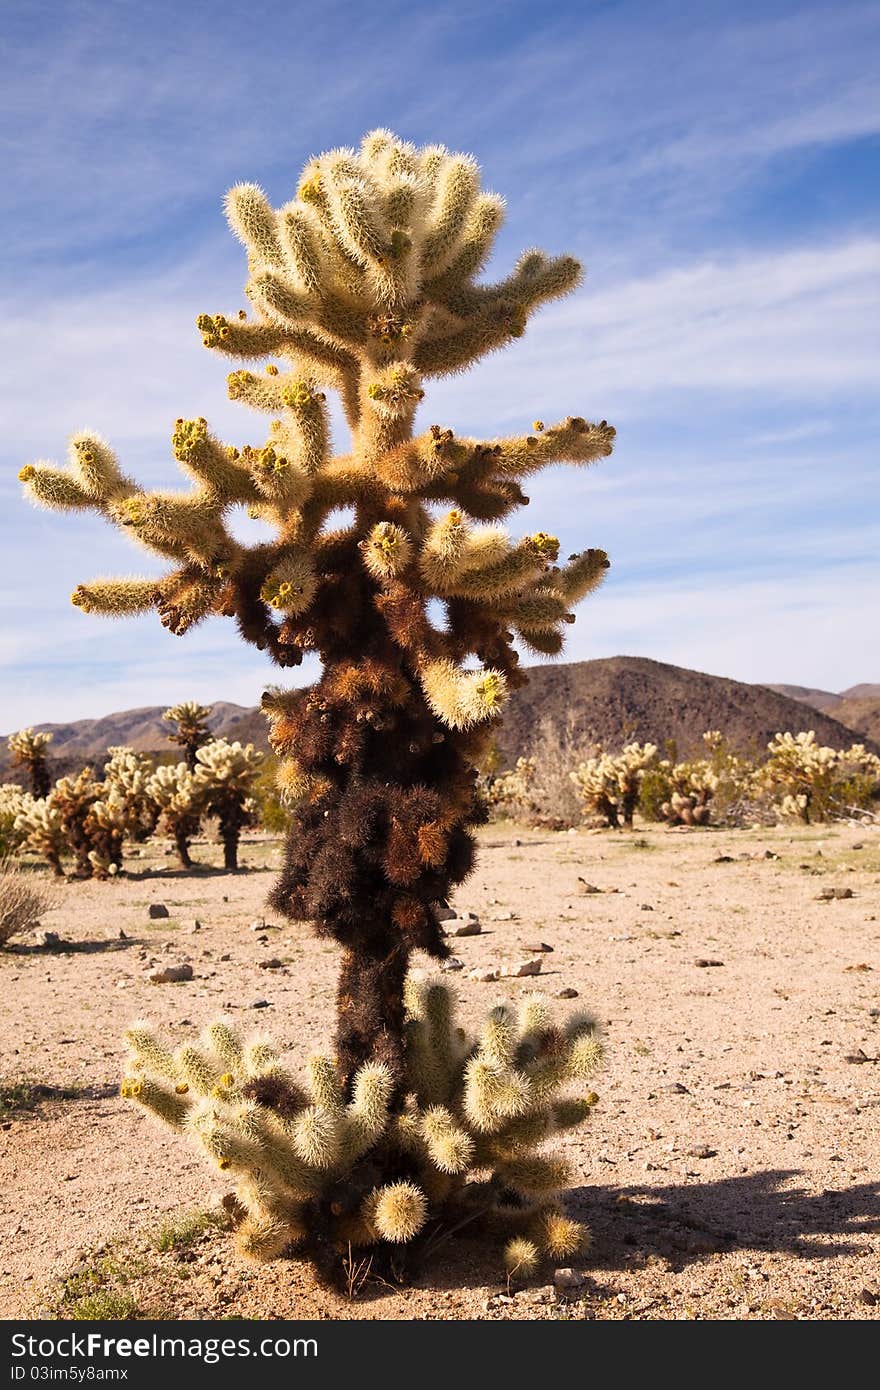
<box><xmin>154</xmin><ymin>1208</ymin><xmax>227</xmax><ymax>1253</ymax></box>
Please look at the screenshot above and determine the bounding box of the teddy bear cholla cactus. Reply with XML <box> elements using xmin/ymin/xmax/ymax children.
<box><xmin>7</xmin><ymin>728</ymin><xmax>53</xmax><ymax>799</ymax></box>
<box><xmin>13</xmin><ymin>794</ymin><xmax>65</xmax><ymax>876</ymax></box>
<box><xmin>658</xmin><ymin>758</ymin><xmax>718</xmax><ymax>826</ymax></box>
<box><xmin>122</xmin><ymin>981</ymin><xmax>602</xmax><ymax>1280</ymax></box>
<box><xmin>193</xmin><ymin>739</ymin><xmax>263</xmax><ymax>870</ymax></box>
<box><xmin>761</xmin><ymin>731</ymin><xmax>880</xmax><ymax>823</ymax></box>
<box><xmin>163</xmin><ymin>702</ymin><xmax>214</xmax><ymax>772</ymax></box>
<box><xmin>146</xmin><ymin>763</ymin><xmax>206</xmax><ymax>868</ymax></box>
<box><xmin>1</xmin><ymin>784</ymin><xmax>34</xmax><ymax>858</ymax></box>
<box><xmin>22</xmin><ymin>130</ymin><xmax>614</xmax><ymax>1277</ymax></box>
<box><xmin>104</xmin><ymin>746</ymin><xmax>159</xmax><ymax>842</ymax></box>
<box><xmin>570</xmin><ymin>743</ymin><xmax>658</xmax><ymax>828</ymax></box>
<box><xmin>484</xmin><ymin>756</ymin><xmax>538</xmax><ymax>820</ymax></box>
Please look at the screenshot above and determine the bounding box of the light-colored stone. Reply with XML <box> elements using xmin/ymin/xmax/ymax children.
<box><xmin>452</xmin><ymin>919</ymin><xmax>482</xmax><ymax>937</ymax></box>
<box><xmin>147</xmin><ymin>963</ymin><xmax>193</xmax><ymax>984</ymax></box>
<box><xmin>502</xmin><ymin>959</ymin><xmax>543</xmax><ymax>978</ymax></box>
<box><xmin>553</xmin><ymin>1268</ymin><xmax>587</xmax><ymax>1290</ymax></box>
<box><xmin>469</xmin><ymin>968</ymin><xmax>500</xmax><ymax>982</ymax></box>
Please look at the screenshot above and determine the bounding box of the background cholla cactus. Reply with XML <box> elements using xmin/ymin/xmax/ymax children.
<box><xmin>193</xmin><ymin>739</ymin><xmax>264</xmax><ymax>870</ymax></box>
<box><xmin>13</xmin><ymin>795</ymin><xmax>65</xmax><ymax>877</ymax></box>
<box><xmin>483</xmin><ymin>756</ymin><xmax>538</xmax><ymax>820</ymax></box>
<box><xmin>123</xmin><ymin>983</ymin><xmax>603</xmax><ymax>1283</ymax></box>
<box><xmin>84</xmin><ymin>786</ymin><xmax>128</xmax><ymax>878</ymax></box>
<box><xmin>48</xmin><ymin>768</ymin><xmax>102</xmax><ymax>878</ymax></box>
<box><xmin>22</xmin><ymin>129</ymin><xmax>615</xmax><ymax>1279</ymax></box>
<box><xmin>760</xmin><ymin>731</ymin><xmax>880</xmax><ymax>823</ymax></box>
<box><xmin>7</xmin><ymin>728</ymin><xmax>54</xmax><ymax>799</ymax></box>
<box><xmin>569</xmin><ymin>742</ymin><xmax>658</xmax><ymax>828</ymax></box>
<box><xmin>0</xmin><ymin>784</ymin><xmax>34</xmax><ymax>859</ymax></box>
<box><xmin>163</xmin><ymin>702</ymin><xmax>214</xmax><ymax>772</ymax></box>
<box><xmin>145</xmin><ymin>763</ymin><xmax>206</xmax><ymax>868</ymax></box>
<box><xmin>657</xmin><ymin>757</ymin><xmax>718</xmax><ymax>826</ymax></box>
<box><xmin>760</xmin><ymin>731</ymin><xmax>840</xmax><ymax>824</ymax></box>
<box><xmin>104</xmin><ymin>746</ymin><xmax>159</xmax><ymax>842</ymax></box>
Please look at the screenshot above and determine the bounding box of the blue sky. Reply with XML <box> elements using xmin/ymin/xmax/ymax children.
<box><xmin>1</xmin><ymin>0</ymin><xmax>878</xmax><ymax>728</ymax></box>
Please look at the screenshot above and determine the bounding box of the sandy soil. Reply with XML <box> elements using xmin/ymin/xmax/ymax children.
<box><xmin>1</xmin><ymin>821</ymin><xmax>878</xmax><ymax>1321</ymax></box>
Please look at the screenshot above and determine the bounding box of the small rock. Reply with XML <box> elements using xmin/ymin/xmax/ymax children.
<box><xmin>490</xmin><ymin>911</ymin><xmax>517</xmax><ymax>922</ymax></box>
<box><xmin>258</xmin><ymin>958</ymin><xmax>284</xmax><ymax>970</ymax></box>
<box><xmin>249</xmin><ymin>918</ymin><xmax>266</xmax><ymax>931</ymax></box>
<box><xmin>219</xmin><ymin>953</ymin><xmax>232</xmax><ymax>962</ymax></box>
<box><xmin>553</xmin><ymin>1268</ymin><xmax>587</xmax><ymax>1290</ymax></box>
<box><xmin>713</xmin><ymin>854</ymin><xmax>735</xmax><ymax>864</ymax></box>
<box><xmin>148</xmin><ymin>904</ymin><xmax>170</xmax><ymax>920</ymax></box>
<box><xmin>687</xmin><ymin>1145</ymin><xmax>717</xmax><ymax>1159</ymax></box>
<box><xmin>577</xmin><ymin>879</ymin><xmax>602</xmax><ymax>895</ymax></box>
<box><xmin>859</xmin><ymin>1287</ymin><xmax>878</xmax><ymax>1306</ymax></box>
<box><xmin>469</xmin><ymin>968</ymin><xmax>500</xmax><ymax>982</ymax></box>
<box><xmin>435</xmin><ymin>906</ymin><xmax>458</xmax><ymax>922</ymax></box>
<box><xmin>639</xmin><ymin>903</ymin><xmax>654</xmax><ymax>911</ymax></box>
<box><xmin>118</xmin><ymin>929</ymin><xmax>128</xmax><ymax>941</ymax></box>
<box><xmin>37</xmin><ymin>930</ymin><xmax>62</xmax><ymax>948</ymax></box>
<box><xmin>525</xmin><ymin>942</ymin><xmax>554</xmax><ymax>953</ymax></box>
<box><xmin>189</xmin><ymin>919</ymin><xmax>203</xmax><ymax>932</ymax></box>
<box><xmin>816</xmin><ymin>887</ymin><xmax>854</xmax><ymax>901</ymax></box>
<box><xmin>503</xmin><ymin>959</ymin><xmax>542</xmax><ymax>978</ymax></box>
<box><xmin>440</xmin><ymin>956</ymin><xmax>464</xmax><ymax>972</ymax></box>
<box><xmin>147</xmin><ymin>963</ymin><xmax>193</xmax><ymax>984</ymax></box>
<box><xmin>452</xmin><ymin>919</ymin><xmax>482</xmax><ymax>937</ymax></box>
<box><xmin>694</xmin><ymin>958</ymin><xmax>724</xmax><ymax>968</ymax></box>
<box><xmin>250</xmin><ymin>999</ymin><xmax>270</xmax><ymax>1009</ymax></box>
<box><xmin>557</xmin><ymin>988</ymin><xmax>579</xmax><ymax>999</ymax></box>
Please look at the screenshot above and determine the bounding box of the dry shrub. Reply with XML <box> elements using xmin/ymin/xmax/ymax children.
<box><xmin>0</xmin><ymin>860</ymin><xmax>57</xmax><ymax>946</ymax></box>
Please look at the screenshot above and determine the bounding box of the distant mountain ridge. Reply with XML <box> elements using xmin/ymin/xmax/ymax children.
<box><xmin>2</xmin><ymin>658</ymin><xmax>876</xmax><ymax>784</ymax></box>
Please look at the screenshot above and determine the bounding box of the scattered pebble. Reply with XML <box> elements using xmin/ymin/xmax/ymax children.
<box><xmin>557</xmin><ymin>988</ymin><xmax>579</xmax><ymax>999</ymax></box>
<box><xmin>148</xmin><ymin>904</ymin><xmax>170</xmax><ymax>920</ymax></box>
<box><xmin>816</xmin><ymin>887</ymin><xmax>854</xmax><ymax>901</ymax></box>
<box><xmin>502</xmin><ymin>959</ymin><xmax>542</xmax><ymax>978</ymax></box>
<box><xmin>577</xmin><ymin>879</ymin><xmax>602</xmax><ymax>895</ymax></box>
<box><xmin>440</xmin><ymin>957</ymin><xmax>464</xmax><ymax>972</ymax></box>
<box><xmin>525</xmin><ymin>943</ymin><xmax>554</xmax><ymax>954</ymax></box>
<box><xmin>258</xmin><ymin>958</ymin><xmax>284</xmax><ymax>970</ymax></box>
<box><xmin>452</xmin><ymin>919</ymin><xmax>482</xmax><ymax>937</ymax></box>
<box><xmin>147</xmin><ymin>963</ymin><xmax>193</xmax><ymax>984</ymax></box>
<box><xmin>250</xmin><ymin>1000</ymin><xmax>271</xmax><ymax>1010</ymax></box>
<box><xmin>694</xmin><ymin>958</ymin><xmax>725</xmax><ymax>968</ymax></box>
<box><xmin>469</xmin><ymin>968</ymin><xmax>500</xmax><ymax>983</ymax></box>
<box><xmin>553</xmin><ymin>1268</ymin><xmax>587</xmax><ymax>1290</ymax></box>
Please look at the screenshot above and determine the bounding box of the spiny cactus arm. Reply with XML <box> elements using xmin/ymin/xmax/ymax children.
<box><xmin>427</xmin><ymin>248</ymin><xmax>583</xmax><ymax>319</ymax></box>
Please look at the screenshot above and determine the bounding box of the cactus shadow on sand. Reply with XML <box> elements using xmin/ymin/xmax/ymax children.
<box><xmin>575</xmin><ymin>1171</ymin><xmax>880</xmax><ymax>1268</ymax></box>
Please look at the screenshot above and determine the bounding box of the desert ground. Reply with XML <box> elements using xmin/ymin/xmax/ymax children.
<box><xmin>1</xmin><ymin>820</ymin><xmax>878</xmax><ymax>1321</ymax></box>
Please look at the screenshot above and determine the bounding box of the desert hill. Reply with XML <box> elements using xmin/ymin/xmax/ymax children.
<box><xmin>765</xmin><ymin>682</ymin><xmax>880</xmax><ymax>745</ymax></box>
<box><xmin>3</xmin><ymin>657</ymin><xmax>874</xmax><ymax>784</ymax></box>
